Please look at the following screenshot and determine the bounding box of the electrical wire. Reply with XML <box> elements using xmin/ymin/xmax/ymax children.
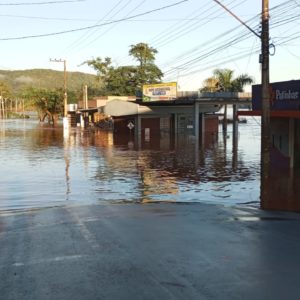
<box><xmin>161</xmin><ymin>0</ymin><xmax>299</xmax><ymax>81</ymax></box>
<box><xmin>76</xmin><ymin>0</ymin><xmax>147</xmax><ymax>52</ymax></box>
<box><xmin>65</xmin><ymin>0</ymin><xmax>128</xmax><ymax>50</ymax></box>
<box><xmin>0</xmin><ymin>0</ymin><xmax>85</xmax><ymax>5</ymax></box>
<box><xmin>0</xmin><ymin>0</ymin><xmax>189</xmax><ymax>41</ymax></box>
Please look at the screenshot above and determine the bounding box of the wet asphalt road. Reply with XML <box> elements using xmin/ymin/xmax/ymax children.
<box><xmin>0</xmin><ymin>203</ymin><xmax>300</xmax><ymax>300</ymax></box>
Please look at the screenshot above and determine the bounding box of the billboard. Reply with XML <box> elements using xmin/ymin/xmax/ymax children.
<box><xmin>252</xmin><ymin>80</ymin><xmax>300</xmax><ymax>111</ymax></box>
<box><xmin>142</xmin><ymin>82</ymin><xmax>177</xmax><ymax>102</ymax></box>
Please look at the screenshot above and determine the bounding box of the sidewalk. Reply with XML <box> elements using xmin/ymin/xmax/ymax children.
<box><xmin>0</xmin><ymin>202</ymin><xmax>300</xmax><ymax>300</ymax></box>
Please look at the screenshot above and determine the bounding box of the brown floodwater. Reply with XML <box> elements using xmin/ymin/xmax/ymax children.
<box><xmin>0</xmin><ymin>118</ymin><xmax>262</xmax><ymax>211</ymax></box>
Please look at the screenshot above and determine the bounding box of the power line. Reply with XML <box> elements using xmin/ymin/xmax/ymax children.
<box><xmin>213</xmin><ymin>0</ymin><xmax>260</xmax><ymax>38</ymax></box>
<box><xmin>0</xmin><ymin>0</ymin><xmax>85</xmax><ymax>5</ymax></box>
<box><xmin>65</xmin><ymin>0</ymin><xmax>128</xmax><ymax>51</ymax></box>
<box><xmin>161</xmin><ymin>0</ymin><xmax>299</xmax><ymax>79</ymax></box>
<box><xmin>67</xmin><ymin>0</ymin><xmax>148</xmax><ymax>54</ymax></box>
<box><xmin>0</xmin><ymin>15</ymin><xmax>244</xmax><ymax>22</ymax></box>
<box><xmin>151</xmin><ymin>0</ymin><xmax>244</xmax><ymax>48</ymax></box>
<box><xmin>74</xmin><ymin>0</ymin><xmax>148</xmax><ymax>53</ymax></box>
<box><xmin>0</xmin><ymin>0</ymin><xmax>188</xmax><ymax>41</ymax></box>
<box><xmin>0</xmin><ymin>14</ymin><xmax>97</xmax><ymax>22</ymax></box>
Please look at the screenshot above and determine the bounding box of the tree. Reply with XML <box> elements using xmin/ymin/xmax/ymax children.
<box><xmin>106</xmin><ymin>66</ymin><xmax>138</xmax><ymax>96</ymax></box>
<box><xmin>129</xmin><ymin>43</ymin><xmax>157</xmax><ymax>67</ymax></box>
<box><xmin>0</xmin><ymin>81</ymin><xmax>12</xmax><ymax>118</ymax></box>
<box><xmin>200</xmin><ymin>68</ymin><xmax>253</xmax><ymax>92</ymax></box>
<box><xmin>0</xmin><ymin>81</ymin><xmax>11</xmax><ymax>98</ymax></box>
<box><xmin>84</xmin><ymin>43</ymin><xmax>163</xmax><ymax>95</ymax></box>
<box><xmin>21</xmin><ymin>87</ymin><xmax>63</xmax><ymax>125</ymax></box>
<box><xmin>200</xmin><ymin>77</ymin><xmax>219</xmax><ymax>92</ymax></box>
<box><xmin>83</xmin><ymin>57</ymin><xmax>112</xmax><ymax>82</ymax></box>
<box><xmin>200</xmin><ymin>69</ymin><xmax>254</xmax><ymax>131</ymax></box>
<box><xmin>129</xmin><ymin>43</ymin><xmax>163</xmax><ymax>89</ymax></box>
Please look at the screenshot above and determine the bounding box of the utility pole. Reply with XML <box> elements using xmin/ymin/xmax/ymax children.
<box><xmin>50</xmin><ymin>58</ymin><xmax>68</xmax><ymax>118</ymax></box>
<box><xmin>83</xmin><ymin>85</ymin><xmax>88</xmax><ymax>109</ymax></box>
<box><xmin>213</xmin><ymin>0</ymin><xmax>271</xmax><ymax>206</ymax></box>
<box><xmin>261</xmin><ymin>0</ymin><xmax>270</xmax><ymax>206</ymax></box>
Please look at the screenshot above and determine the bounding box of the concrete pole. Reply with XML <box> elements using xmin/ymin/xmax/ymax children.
<box><xmin>63</xmin><ymin>60</ymin><xmax>68</xmax><ymax>118</ymax></box>
<box><xmin>200</xmin><ymin>113</ymin><xmax>205</xmax><ymax>148</ymax></box>
<box><xmin>222</xmin><ymin>104</ymin><xmax>228</xmax><ymax>134</ymax></box>
<box><xmin>194</xmin><ymin>101</ymin><xmax>199</xmax><ymax>140</ymax></box>
<box><xmin>232</xmin><ymin>104</ymin><xmax>238</xmax><ymax>149</ymax></box>
<box><xmin>232</xmin><ymin>104</ymin><xmax>238</xmax><ymax>170</ymax></box>
<box><xmin>194</xmin><ymin>102</ymin><xmax>200</xmax><ymax>165</ymax></box>
<box><xmin>289</xmin><ymin>119</ymin><xmax>295</xmax><ymax>169</ymax></box>
<box><xmin>135</xmin><ymin>114</ymin><xmax>142</xmax><ymax>150</ymax></box>
<box><xmin>50</xmin><ymin>58</ymin><xmax>68</xmax><ymax>122</ymax></box>
<box><xmin>174</xmin><ymin>113</ymin><xmax>178</xmax><ymax>147</ymax></box>
<box><xmin>84</xmin><ymin>85</ymin><xmax>88</xmax><ymax>109</ymax></box>
<box><xmin>0</xmin><ymin>96</ymin><xmax>3</xmax><ymax>119</ymax></box>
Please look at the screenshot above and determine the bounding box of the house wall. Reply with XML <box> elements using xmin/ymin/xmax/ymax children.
<box><xmin>294</xmin><ymin>119</ymin><xmax>300</xmax><ymax>167</ymax></box>
<box><xmin>205</xmin><ymin>115</ymin><xmax>219</xmax><ymax>133</ymax></box>
<box><xmin>271</xmin><ymin>118</ymin><xmax>289</xmax><ymax>155</ymax></box>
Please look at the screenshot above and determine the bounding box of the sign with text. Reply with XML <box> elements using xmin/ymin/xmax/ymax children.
<box><xmin>142</xmin><ymin>82</ymin><xmax>177</xmax><ymax>102</ymax></box>
<box><xmin>252</xmin><ymin>80</ymin><xmax>300</xmax><ymax>111</ymax></box>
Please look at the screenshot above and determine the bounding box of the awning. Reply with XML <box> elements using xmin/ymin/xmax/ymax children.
<box><xmin>238</xmin><ymin>110</ymin><xmax>300</xmax><ymax>118</ymax></box>
<box><xmin>104</xmin><ymin>100</ymin><xmax>139</xmax><ymax>117</ymax></box>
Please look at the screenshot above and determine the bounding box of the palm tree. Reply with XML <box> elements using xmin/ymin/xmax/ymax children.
<box><xmin>200</xmin><ymin>77</ymin><xmax>219</xmax><ymax>92</ymax></box>
<box><xmin>200</xmin><ymin>68</ymin><xmax>253</xmax><ymax>92</ymax></box>
<box><xmin>200</xmin><ymin>68</ymin><xmax>254</xmax><ymax>131</ymax></box>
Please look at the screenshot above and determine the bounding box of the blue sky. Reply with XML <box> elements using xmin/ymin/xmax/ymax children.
<box><xmin>0</xmin><ymin>0</ymin><xmax>299</xmax><ymax>91</ymax></box>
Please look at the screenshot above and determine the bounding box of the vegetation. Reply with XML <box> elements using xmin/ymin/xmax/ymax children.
<box><xmin>200</xmin><ymin>68</ymin><xmax>253</xmax><ymax>92</ymax></box>
<box><xmin>0</xmin><ymin>68</ymin><xmax>100</xmax><ymax>101</ymax></box>
<box><xmin>21</xmin><ymin>87</ymin><xmax>64</xmax><ymax>125</ymax></box>
<box><xmin>84</xmin><ymin>42</ymin><xmax>163</xmax><ymax>96</ymax></box>
<box><xmin>0</xmin><ymin>81</ymin><xmax>11</xmax><ymax>99</ymax></box>
<box><xmin>0</xmin><ymin>69</ymin><xmax>101</xmax><ymax>123</ymax></box>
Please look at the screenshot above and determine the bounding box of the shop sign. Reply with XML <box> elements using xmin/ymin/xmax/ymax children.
<box><xmin>252</xmin><ymin>80</ymin><xmax>300</xmax><ymax>110</ymax></box>
<box><xmin>142</xmin><ymin>82</ymin><xmax>177</xmax><ymax>102</ymax></box>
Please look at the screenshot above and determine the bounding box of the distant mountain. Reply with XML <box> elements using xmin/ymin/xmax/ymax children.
<box><xmin>0</xmin><ymin>68</ymin><xmax>100</xmax><ymax>95</ymax></box>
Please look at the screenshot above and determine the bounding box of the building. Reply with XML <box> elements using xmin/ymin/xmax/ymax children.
<box><xmin>239</xmin><ymin>79</ymin><xmax>300</xmax><ymax>211</ymax></box>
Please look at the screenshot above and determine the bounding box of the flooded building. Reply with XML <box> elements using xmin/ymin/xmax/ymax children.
<box><xmin>99</xmin><ymin>91</ymin><xmax>224</xmax><ymax>149</ymax></box>
<box><xmin>240</xmin><ymin>79</ymin><xmax>300</xmax><ymax>211</ymax></box>
<box><xmin>71</xmin><ymin>87</ymin><xmax>253</xmax><ymax>150</ymax></box>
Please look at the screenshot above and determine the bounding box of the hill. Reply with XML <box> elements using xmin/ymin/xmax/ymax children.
<box><xmin>0</xmin><ymin>68</ymin><xmax>101</xmax><ymax>95</ymax></box>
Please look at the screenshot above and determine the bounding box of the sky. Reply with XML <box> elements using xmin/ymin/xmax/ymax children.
<box><xmin>0</xmin><ymin>0</ymin><xmax>299</xmax><ymax>91</ymax></box>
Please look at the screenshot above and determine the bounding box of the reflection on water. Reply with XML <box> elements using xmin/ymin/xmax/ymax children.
<box><xmin>0</xmin><ymin>118</ymin><xmax>262</xmax><ymax>211</ymax></box>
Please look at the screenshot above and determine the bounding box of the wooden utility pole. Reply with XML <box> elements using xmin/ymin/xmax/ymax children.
<box><xmin>50</xmin><ymin>58</ymin><xmax>68</xmax><ymax>117</ymax></box>
<box><xmin>261</xmin><ymin>0</ymin><xmax>270</xmax><ymax>206</ymax></box>
<box><xmin>213</xmin><ymin>0</ymin><xmax>271</xmax><ymax>206</ymax></box>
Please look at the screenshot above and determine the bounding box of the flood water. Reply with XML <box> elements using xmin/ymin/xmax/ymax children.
<box><xmin>0</xmin><ymin>118</ymin><xmax>261</xmax><ymax>211</ymax></box>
